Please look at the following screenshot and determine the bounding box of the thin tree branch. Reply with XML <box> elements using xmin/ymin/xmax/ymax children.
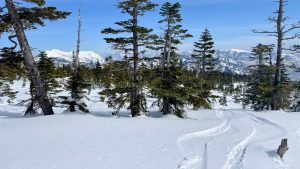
<box><xmin>282</xmin><ymin>33</ymin><xmax>300</xmax><ymax>40</ymax></box>
<box><xmin>8</xmin><ymin>34</ymin><xmax>18</xmax><ymax>50</ymax></box>
<box><xmin>283</xmin><ymin>22</ymin><xmax>300</xmax><ymax>34</ymax></box>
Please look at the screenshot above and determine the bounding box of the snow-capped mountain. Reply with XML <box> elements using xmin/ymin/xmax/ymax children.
<box><xmin>45</xmin><ymin>49</ymin><xmax>105</xmax><ymax>67</ymax></box>
<box><xmin>181</xmin><ymin>49</ymin><xmax>255</xmax><ymax>74</ymax></box>
<box><xmin>180</xmin><ymin>49</ymin><xmax>300</xmax><ymax>80</ymax></box>
<box><xmin>43</xmin><ymin>49</ymin><xmax>300</xmax><ymax>80</ymax></box>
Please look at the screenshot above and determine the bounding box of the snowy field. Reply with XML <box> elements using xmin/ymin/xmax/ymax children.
<box><xmin>0</xmin><ymin>82</ymin><xmax>300</xmax><ymax>169</ymax></box>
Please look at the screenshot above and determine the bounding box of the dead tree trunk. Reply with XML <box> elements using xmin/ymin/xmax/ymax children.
<box><xmin>277</xmin><ymin>138</ymin><xmax>288</xmax><ymax>159</ymax></box>
<box><xmin>75</xmin><ymin>5</ymin><xmax>81</xmax><ymax>69</ymax></box>
<box><xmin>272</xmin><ymin>0</ymin><xmax>284</xmax><ymax>110</ymax></box>
<box><xmin>5</xmin><ymin>0</ymin><xmax>54</xmax><ymax>115</ymax></box>
<box><xmin>254</xmin><ymin>0</ymin><xmax>300</xmax><ymax>110</ymax></box>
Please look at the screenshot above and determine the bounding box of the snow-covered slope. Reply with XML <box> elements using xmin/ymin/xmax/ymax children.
<box><xmin>0</xmin><ymin>81</ymin><xmax>300</xmax><ymax>169</ymax></box>
<box><xmin>45</xmin><ymin>49</ymin><xmax>105</xmax><ymax>67</ymax></box>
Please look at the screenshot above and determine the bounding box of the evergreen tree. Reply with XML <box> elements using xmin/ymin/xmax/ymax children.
<box><xmin>219</xmin><ymin>93</ymin><xmax>228</xmax><ymax>106</ymax></box>
<box><xmin>93</xmin><ymin>60</ymin><xmax>103</xmax><ymax>85</ymax></box>
<box><xmin>149</xmin><ymin>2</ymin><xmax>211</xmax><ymax>118</ymax></box>
<box><xmin>246</xmin><ymin>44</ymin><xmax>276</xmax><ymax>110</ymax></box>
<box><xmin>0</xmin><ymin>83</ymin><xmax>17</xmax><ymax>103</ymax></box>
<box><xmin>232</xmin><ymin>83</ymin><xmax>248</xmax><ymax>109</ymax></box>
<box><xmin>192</xmin><ymin>28</ymin><xmax>216</xmax><ymax>78</ymax></box>
<box><xmin>37</xmin><ymin>52</ymin><xmax>60</xmax><ymax>96</ymax></box>
<box><xmin>156</xmin><ymin>2</ymin><xmax>192</xmax><ymax>67</ymax></box>
<box><xmin>0</xmin><ymin>47</ymin><xmax>24</xmax><ymax>81</ymax></box>
<box><xmin>101</xmin><ymin>0</ymin><xmax>158</xmax><ymax>117</ymax></box>
<box><xmin>0</xmin><ymin>48</ymin><xmax>24</xmax><ymax>103</ymax></box>
<box><xmin>278</xmin><ymin>64</ymin><xmax>293</xmax><ymax>108</ymax></box>
<box><xmin>60</xmin><ymin>65</ymin><xmax>91</xmax><ymax>113</ymax></box>
<box><xmin>100</xmin><ymin>59</ymin><xmax>132</xmax><ymax>116</ymax></box>
<box><xmin>1</xmin><ymin>0</ymin><xmax>70</xmax><ymax>115</ymax></box>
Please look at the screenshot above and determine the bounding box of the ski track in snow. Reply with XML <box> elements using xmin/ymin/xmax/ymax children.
<box><xmin>222</xmin><ymin>127</ymin><xmax>256</xmax><ymax>169</ymax></box>
<box><xmin>222</xmin><ymin>111</ymin><xmax>287</xmax><ymax>169</ymax></box>
<box><xmin>177</xmin><ymin>110</ymin><xmax>233</xmax><ymax>169</ymax></box>
<box><xmin>247</xmin><ymin>112</ymin><xmax>289</xmax><ymax>169</ymax></box>
<box><xmin>177</xmin><ymin>110</ymin><xmax>289</xmax><ymax>169</ymax></box>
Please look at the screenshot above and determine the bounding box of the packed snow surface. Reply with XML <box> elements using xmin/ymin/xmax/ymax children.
<box><xmin>0</xmin><ymin>85</ymin><xmax>299</xmax><ymax>169</ymax></box>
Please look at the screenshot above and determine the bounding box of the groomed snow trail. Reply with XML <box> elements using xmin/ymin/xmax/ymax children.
<box><xmin>177</xmin><ymin>110</ymin><xmax>288</xmax><ymax>169</ymax></box>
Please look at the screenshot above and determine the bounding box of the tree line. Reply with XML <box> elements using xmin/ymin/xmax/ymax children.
<box><xmin>0</xmin><ymin>0</ymin><xmax>299</xmax><ymax>118</ymax></box>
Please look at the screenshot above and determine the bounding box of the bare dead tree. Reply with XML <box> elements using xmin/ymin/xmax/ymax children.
<box><xmin>75</xmin><ymin>5</ymin><xmax>82</xmax><ymax>70</ymax></box>
<box><xmin>253</xmin><ymin>0</ymin><xmax>300</xmax><ymax>110</ymax></box>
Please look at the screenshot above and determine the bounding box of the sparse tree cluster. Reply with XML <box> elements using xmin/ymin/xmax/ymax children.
<box><xmin>0</xmin><ymin>0</ymin><xmax>299</xmax><ymax>118</ymax></box>
<box><xmin>253</xmin><ymin>0</ymin><xmax>300</xmax><ymax>110</ymax></box>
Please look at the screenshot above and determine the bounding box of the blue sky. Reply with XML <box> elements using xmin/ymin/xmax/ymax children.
<box><xmin>1</xmin><ymin>0</ymin><xmax>300</xmax><ymax>55</ymax></box>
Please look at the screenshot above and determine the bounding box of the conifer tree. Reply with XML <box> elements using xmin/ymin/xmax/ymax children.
<box><xmin>149</xmin><ymin>2</ymin><xmax>211</xmax><ymax>118</ymax></box>
<box><xmin>101</xmin><ymin>0</ymin><xmax>158</xmax><ymax>117</ymax></box>
<box><xmin>192</xmin><ymin>28</ymin><xmax>216</xmax><ymax>78</ymax></box>
<box><xmin>0</xmin><ymin>83</ymin><xmax>17</xmax><ymax>103</ymax></box>
<box><xmin>59</xmin><ymin>52</ymin><xmax>91</xmax><ymax>113</ymax></box>
<box><xmin>60</xmin><ymin>65</ymin><xmax>91</xmax><ymax>113</ymax></box>
<box><xmin>1</xmin><ymin>0</ymin><xmax>70</xmax><ymax>115</ymax></box>
<box><xmin>100</xmin><ymin>59</ymin><xmax>132</xmax><ymax>116</ymax></box>
<box><xmin>0</xmin><ymin>48</ymin><xmax>24</xmax><ymax>103</ymax></box>
<box><xmin>93</xmin><ymin>60</ymin><xmax>103</xmax><ymax>85</ymax></box>
<box><xmin>219</xmin><ymin>93</ymin><xmax>228</xmax><ymax>106</ymax></box>
<box><xmin>0</xmin><ymin>47</ymin><xmax>24</xmax><ymax>80</ymax></box>
<box><xmin>37</xmin><ymin>52</ymin><xmax>60</xmax><ymax>96</ymax></box>
<box><xmin>246</xmin><ymin>44</ymin><xmax>276</xmax><ymax>110</ymax></box>
<box><xmin>157</xmin><ymin>2</ymin><xmax>192</xmax><ymax>67</ymax></box>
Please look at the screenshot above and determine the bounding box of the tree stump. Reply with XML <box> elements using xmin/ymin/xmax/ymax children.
<box><xmin>277</xmin><ymin>138</ymin><xmax>288</xmax><ymax>159</ymax></box>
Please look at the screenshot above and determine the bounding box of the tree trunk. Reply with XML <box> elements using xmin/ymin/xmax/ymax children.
<box><xmin>166</xmin><ymin>15</ymin><xmax>172</xmax><ymax>68</ymax></box>
<box><xmin>272</xmin><ymin>0</ymin><xmax>284</xmax><ymax>110</ymax></box>
<box><xmin>161</xmin><ymin>15</ymin><xmax>172</xmax><ymax>114</ymax></box>
<box><xmin>130</xmin><ymin>5</ymin><xmax>140</xmax><ymax>117</ymax></box>
<box><xmin>201</xmin><ymin>51</ymin><xmax>206</xmax><ymax>78</ymax></box>
<box><xmin>196</xmin><ymin>61</ymin><xmax>201</xmax><ymax>78</ymax></box>
<box><xmin>5</xmin><ymin>0</ymin><xmax>54</xmax><ymax>115</ymax></box>
<box><xmin>162</xmin><ymin>39</ymin><xmax>167</xmax><ymax>67</ymax></box>
<box><xmin>75</xmin><ymin>6</ymin><xmax>81</xmax><ymax>69</ymax></box>
<box><xmin>269</xmin><ymin>50</ymin><xmax>273</xmax><ymax>66</ymax></box>
<box><xmin>162</xmin><ymin>97</ymin><xmax>170</xmax><ymax>115</ymax></box>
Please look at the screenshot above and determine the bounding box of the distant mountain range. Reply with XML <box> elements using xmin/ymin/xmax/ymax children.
<box><xmin>44</xmin><ymin>49</ymin><xmax>300</xmax><ymax>80</ymax></box>
<box><xmin>45</xmin><ymin>49</ymin><xmax>105</xmax><ymax>67</ymax></box>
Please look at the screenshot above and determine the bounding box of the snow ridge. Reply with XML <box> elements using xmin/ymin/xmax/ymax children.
<box><xmin>45</xmin><ymin>49</ymin><xmax>105</xmax><ymax>67</ymax></box>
